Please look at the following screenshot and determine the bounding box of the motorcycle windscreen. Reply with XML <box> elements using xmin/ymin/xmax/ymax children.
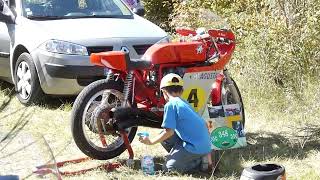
<box><xmin>181</xmin><ymin>70</ymin><xmax>247</xmax><ymax>150</ymax></box>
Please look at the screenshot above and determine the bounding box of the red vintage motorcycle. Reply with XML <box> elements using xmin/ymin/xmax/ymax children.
<box><xmin>71</xmin><ymin>28</ymin><xmax>244</xmax><ymax>161</ymax></box>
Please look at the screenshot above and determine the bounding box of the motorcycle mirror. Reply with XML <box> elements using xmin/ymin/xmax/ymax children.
<box><xmin>196</xmin><ymin>27</ymin><xmax>206</xmax><ymax>35</ymax></box>
<box><xmin>0</xmin><ymin>0</ymin><xmax>15</xmax><ymax>24</ymax></box>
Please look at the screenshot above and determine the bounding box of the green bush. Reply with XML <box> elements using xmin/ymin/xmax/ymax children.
<box><xmin>170</xmin><ymin>0</ymin><xmax>320</xmax><ymax>110</ymax></box>
<box><xmin>143</xmin><ymin>0</ymin><xmax>179</xmax><ymax>31</ymax></box>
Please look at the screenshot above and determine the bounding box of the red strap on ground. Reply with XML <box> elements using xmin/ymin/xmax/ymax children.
<box><xmin>34</xmin><ymin>131</ymin><xmax>134</xmax><ymax>178</ymax></box>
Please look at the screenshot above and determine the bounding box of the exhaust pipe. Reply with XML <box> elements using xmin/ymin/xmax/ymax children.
<box><xmin>112</xmin><ymin>107</ymin><xmax>163</xmax><ymax>130</ymax></box>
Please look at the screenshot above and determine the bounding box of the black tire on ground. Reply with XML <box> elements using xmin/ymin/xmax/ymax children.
<box><xmin>14</xmin><ymin>53</ymin><xmax>46</xmax><ymax>106</ymax></box>
<box><xmin>240</xmin><ymin>164</ymin><xmax>286</xmax><ymax>180</ymax></box>
<box><xmin>71</xmin><ymin>79</ymin><xmax>137</xmax><ymax>160</ymax></box>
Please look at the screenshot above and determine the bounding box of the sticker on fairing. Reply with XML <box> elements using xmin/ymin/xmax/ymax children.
<box><xmin>181</xmin><ymin>70</ymin><xmax>247</xmax><ymax>150</ymax></box>
<box><xmin>182</xmin><ymin>71</ymin><xmax>218</xmax><ymax>115</ymax></box>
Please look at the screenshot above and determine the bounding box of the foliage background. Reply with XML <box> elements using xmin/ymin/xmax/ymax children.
<box><xmin>144</xmin><ymin>0</ymin><xmax>320</xmax><ymax>123</ymax></box>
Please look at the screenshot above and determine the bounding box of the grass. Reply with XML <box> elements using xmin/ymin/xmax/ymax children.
<box><xmin>0</xmin><ymin>79</ymin><xmax>319</xmax><ymax>180</ymax></box>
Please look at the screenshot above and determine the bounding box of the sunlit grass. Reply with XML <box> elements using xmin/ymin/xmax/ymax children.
<box><xmin>0</xmin><ymin>79</ymin><xmax>319</xmax><ymax>179</ymax></box>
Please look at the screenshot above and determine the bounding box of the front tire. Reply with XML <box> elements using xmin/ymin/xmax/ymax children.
<box><xmin>221</xmin><ymin>77</ymin><xmax>245</xmax><ymax>125</ymax></box>
<box><xmin>14</xmin><ymin>53</ymin><xmax>46</xmax><ymax>106</ymax></box>
<box><xmin>71</xmin><ymin>79</ymin><xmax>137</xmax><ymax>160</ymax></box>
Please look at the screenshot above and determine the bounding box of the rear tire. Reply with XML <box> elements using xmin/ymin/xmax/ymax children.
<box><xmin>71</xmin><ymin>79</ymin><xmax>137</xmax><ymax>160</ymax></box>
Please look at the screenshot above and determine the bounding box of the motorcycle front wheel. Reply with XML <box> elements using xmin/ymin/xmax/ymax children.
<box><xmin>221</xmin><ymin>77</ymin><xmax>245</xmax><ymax>126</ymax></box>
<box><xmin>71</xmin><ymin>79</ymin><xmax>137</xmax><ymax>160</ymax></box>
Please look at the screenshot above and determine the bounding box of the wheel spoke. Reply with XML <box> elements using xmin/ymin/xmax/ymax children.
<box><xmin>17</xmin><ymin>68</ymin><xmax>23</xmax><ymax>79</ymax></box>
<box><xmin>17</xmin><ymin>80</ymin><xmax>23</xmax><ymax>92</ymax></box>
<box><xmin>101</xmin><ymin>91</ymin><xmax>111</xmax><ymax>106</ymax></box>
<box><xmin>21</xmin><ymin>87</ymin><xmax>27</xmax><ymax>99</ymax></box>
<box><xmin>25</xmin><ymin>84</ymin><xmax>32</xmax><ymax>94</ymax></box>
<box><xmin>24</xmin><ymin>70</ymin><xmax>31</xmax><ymax>81</ymax></box>
<box><xmin>22</xmin><ymin>62</ymin><xmax>27</xmax><ymax>74</ymax></box>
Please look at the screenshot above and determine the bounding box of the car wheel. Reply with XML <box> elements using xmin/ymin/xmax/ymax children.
<box><xmin>14</xmin><ymin>53</ymin><xmax>45</xmax><ymax>105</ymax></box>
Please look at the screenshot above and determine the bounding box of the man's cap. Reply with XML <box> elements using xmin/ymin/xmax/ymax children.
<box><xmin>160</xmin><ymin>73</ymin><xmax>184</xmax><ymax>89</ymax></box>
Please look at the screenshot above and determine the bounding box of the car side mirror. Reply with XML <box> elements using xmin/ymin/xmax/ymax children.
<box><xmin>0</xmin><ymin>0</ymin><xmax>15</xmax><ymax>24</ymax></box>
<box><xmin>133</xmin><ymin>7</ymin><xmax>145</xmax><ymax>17</ymax></box>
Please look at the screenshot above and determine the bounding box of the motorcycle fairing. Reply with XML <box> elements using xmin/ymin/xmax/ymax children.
<box><xmin>186</xmin><ymin>43</ymin><xmax>235</xmax><ymax>72</ymax></box>
<box><xmin>142</xmin><ymin>42</ymin><xmax>207</xmax><ymax>65</ymax></box>
<box><xmin>181</xmin><ymin>70</ymin><xmax>220</xmax><ymax>116</ymax></box>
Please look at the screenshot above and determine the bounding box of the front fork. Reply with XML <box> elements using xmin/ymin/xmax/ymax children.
<box><xmin>211</xmin><ymin>69</ymin><xmax>236</xmax><ymax>105</ymax></box>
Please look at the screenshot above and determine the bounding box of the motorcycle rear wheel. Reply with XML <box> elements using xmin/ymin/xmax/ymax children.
<box><xmin>71</xmin><ymin>79</ymin><xmax>137</xmax><ymax>160</ymax></box>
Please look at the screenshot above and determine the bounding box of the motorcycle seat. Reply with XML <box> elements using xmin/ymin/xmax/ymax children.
<box><xmin>91</xmin><ymin>51</ymin><xmax>151</xmax><ymax>71</ymax></box>
<box><xmin>126</xmin><ymin>59</ymin><xmax>151</xmax><ymax>70</ymax></box>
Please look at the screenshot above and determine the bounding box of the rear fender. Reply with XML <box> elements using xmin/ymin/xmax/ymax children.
<box><xmin>211</xmin><ymin>73</ymin><xmax>225</xmax><ymax>105</ymax></box>
<box><xmin>90</xmin><ymin>51</ymin><xmax>128</xmax><ymax>72</ymax></box>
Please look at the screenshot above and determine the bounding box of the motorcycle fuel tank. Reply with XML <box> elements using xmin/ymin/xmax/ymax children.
<box><xmin>143</xmin><ymin>42</ymin><xmax>207</xmax><ymax>65</ymax></box>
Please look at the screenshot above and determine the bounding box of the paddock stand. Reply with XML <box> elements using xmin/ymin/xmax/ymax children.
<box><xmin>33</xmin><ymin>130</ymin><xmax>134</xmax><ymax>180</ymax></box>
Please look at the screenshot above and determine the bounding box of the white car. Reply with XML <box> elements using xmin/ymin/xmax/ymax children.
<box><xmin>0</xmin><ymin>0</ymin><xmax>168</xmax><ymax>105</ymax></box>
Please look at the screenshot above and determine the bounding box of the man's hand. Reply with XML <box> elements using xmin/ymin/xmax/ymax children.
<box><xmin>138</xmin><ymin>128</ymin><xmax>174</xmax><ymax>145</ymax></box>
<box><xmin>139</xmin><ymin>136</ymin><xmax>153</xmax><ymax>145</ymax></box>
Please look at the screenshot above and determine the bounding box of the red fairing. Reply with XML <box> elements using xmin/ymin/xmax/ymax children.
<box><xmin>186</xmin><ymin>42</ymin><xmax>235</xmax><ymax>72</ymax></box>
<box><xmin>176</xmin><ymin>28</ymin><xmax>197</xmax><ymax>36</ymax></box>
<box><xmin>211</xmin><ymin>73</ymin><xmax>224</xmax><ymax>105</ymax></box>
<box><xmin>143</xmin><ymin>42</ymin><xmax>207</xmax><ymax>65</ymax></box>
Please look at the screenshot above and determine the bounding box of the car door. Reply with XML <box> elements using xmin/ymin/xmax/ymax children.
<box><xmin>0</xmin><ymin>22</ymin><xmax>10</xmax><ymax>78</ymax></box>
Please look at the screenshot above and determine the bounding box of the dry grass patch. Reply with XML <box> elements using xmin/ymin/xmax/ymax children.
<box><xmin>0</xmin><ymin>81</ymin><xmax>319</xmax><ymax>179</ymax></box>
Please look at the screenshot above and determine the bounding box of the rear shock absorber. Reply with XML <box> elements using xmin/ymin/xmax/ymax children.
<box><xmin>106</xmin><ymin>69</ymin><xmax>114</xmax><ymax>81</ymax></box>
<box><xmin>122</xmin><ymin>71</ymin><xmax>133</xmax><ymax>106</ymax></box>
<box><xmin>100</xmin><ymin>70</ymin><xmax>115</xmax><ymax>106</ymax></box>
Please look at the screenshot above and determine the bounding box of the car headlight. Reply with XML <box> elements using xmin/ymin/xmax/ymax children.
<box><xmin>155</xmin><ymin>36</ymin><xmax>170</xmax><ymax>44</ymax></box>
<box><xmin>40</xmin><ymin>40</ymin><xmax>88</xmax><ymax>56</ymax></box>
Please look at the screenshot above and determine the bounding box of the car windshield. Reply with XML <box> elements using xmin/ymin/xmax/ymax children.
<box><xmin>22</xmin><ymin>0</ymin><xmax>133</xmax><ymax>20</ymax></box>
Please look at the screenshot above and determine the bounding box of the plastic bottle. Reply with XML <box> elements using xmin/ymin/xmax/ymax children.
<box><xmin>141</xmin><ymin>155</ymin><xmax>155</xmax><ymax>175</ymax></box>
<box><xmin>137</xmin><ymin>132</ymin><xmax>155</xmax><ymax>175</ymax></box>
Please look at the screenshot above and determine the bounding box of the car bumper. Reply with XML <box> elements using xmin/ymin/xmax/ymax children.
<box><xmin>32</xmin><ymin>50</ymin><xmax>106</xmax><ymax>95</ymax></box>
<box><xmin>44</xmin><ymin>63</ymin><xmax>105</xmax><ymax>79</ymax></box>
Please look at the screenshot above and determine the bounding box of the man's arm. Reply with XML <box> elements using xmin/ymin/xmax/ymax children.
<box><xmin>139</xmin><ymin>128</ymin><xmax>174</xmax><ymax>145</ymax></box>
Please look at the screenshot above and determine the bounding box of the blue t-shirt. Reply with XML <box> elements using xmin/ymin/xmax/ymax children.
<box><xmin>161</xmin><ymin>97</ymin><xmax>212</xmax><ymax>155</ymax></box>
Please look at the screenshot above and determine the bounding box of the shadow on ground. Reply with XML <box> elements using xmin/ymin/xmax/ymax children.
<box><xmin>116</xmin><ymin>130</ymin><xmax>320</xmax><ymax>179</ymax></box>
<box><xmin>0</xmin><ymin>80</ymin><xmax>76</xmax><ymax>110</ymax></box>
<box><xmin>0</xmin><ymin>81</ymin><xmax>15</xmax><ymax>112</ymax></box>
<box><xmin>117</xmin><ymin>156</ymin><xmax>211</xmax><ymax>179</ymax></box>
<box><xmin>214</xmin><ymin>131</ymin><xmax>320</xmax><ymax>178</ymax></box>
<box><xmin>42</xmin><ymin>96</ymin><xmax>76</xmax><ymax>110</ymax></box>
